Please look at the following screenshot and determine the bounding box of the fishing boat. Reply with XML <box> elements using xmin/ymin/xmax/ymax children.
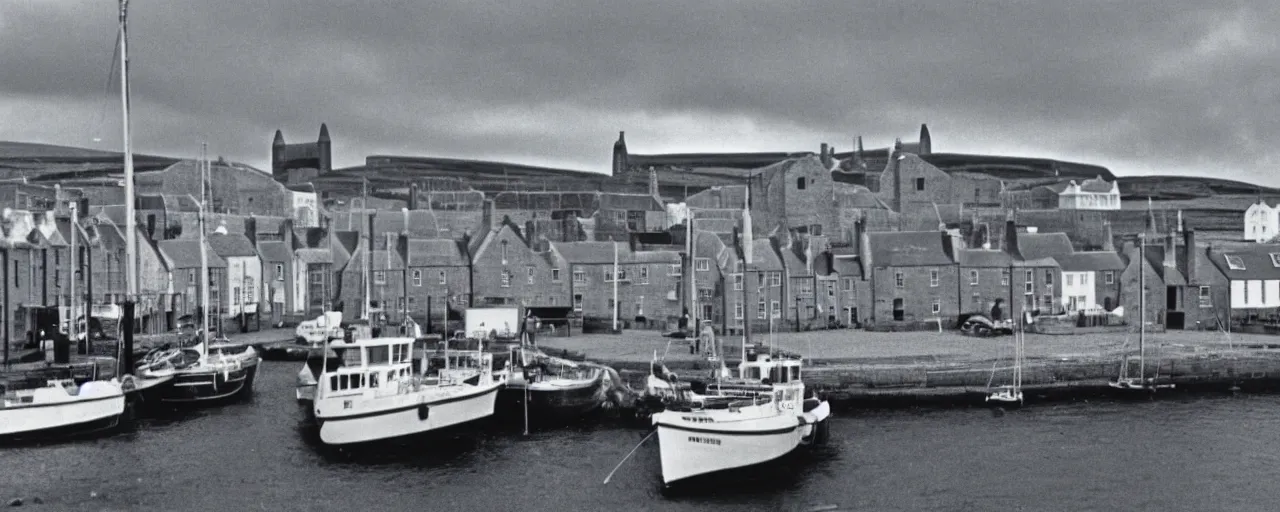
<box><xmin>133</xmin><ymin>146</ymin><xmax>261</xmax><ymax>405</ymax></box>
<box><xmin>985</xmin><ymin>311</ymin><xmax>1027</xmax><ymax>406</ymax></box>
<box><xmin>649</xmin><ymin>351</ymin><xmax>831</xmax><ymax>486</ymax></box>
<box><xmin>1110</xmin><ymin>234</ymin><xmax>1174</xmax><ymax>392</ymax></box>
<box><xmin>0</xmin><ymin>376</ymin><xmax>129</xmax><ymax>443</ymax></box>
<box><xmin>498</xmin><ymin>344</ymin><xmax>607</xmax><ymax>425</ymax></box>
<box><xmin>312</xmin><ymin>335</ymin><xmax>505</xmax><ymax>446</ymax></box>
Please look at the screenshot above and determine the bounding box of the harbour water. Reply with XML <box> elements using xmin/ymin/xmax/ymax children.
<box><xmin>4</xmin><ymin>361</ymin><xmax>1280</xmax><ymax>511</ymax></box>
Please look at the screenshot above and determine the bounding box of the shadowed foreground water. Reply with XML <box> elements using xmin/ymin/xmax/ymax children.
<box><xmin>4</xmin><ymin>361</ymin><xmax>1280</xmax><ymax>511</ymax></box>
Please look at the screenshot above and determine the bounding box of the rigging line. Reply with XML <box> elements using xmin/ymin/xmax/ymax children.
<box><xmin>95</xmin><ymin>26</ymin><xmax>124</xmax><ymax>143</ymax></box>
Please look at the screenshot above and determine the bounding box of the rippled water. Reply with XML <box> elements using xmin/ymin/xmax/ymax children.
<box><xmin>4</xmin><ymin>361</ymin><xmax>1280</xmax><ymax>511</ymax></box>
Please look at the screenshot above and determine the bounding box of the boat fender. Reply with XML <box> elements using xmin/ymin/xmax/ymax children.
<box><xmin>418</xmin><ymin>404</ymin><xmax>430</xmax><ymax>421</ymax></box>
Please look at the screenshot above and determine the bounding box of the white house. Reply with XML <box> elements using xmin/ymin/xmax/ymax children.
<box><xmin>1211</xmin><ymin>248</ymin><xmax>1280</xmax><ymax>310</ymax></box>
<box><xmin>208</xmin><ymin>227</ymin><xmax>263</xmax><ymax>326</ymax></box>
<box><xmin>1243</xmin><ymin>201</ymin><xmax>1279</xmax><ymax>243</ymax></box>
<box><xmin>1057</xmin><ymin>176</ymin><xmax>1121</xmax><ymax>210</ymax></box>
<box><xmin>290</xmin><ymin>189</ymin><xmax>319</xmax><ymax>228</ymax></box>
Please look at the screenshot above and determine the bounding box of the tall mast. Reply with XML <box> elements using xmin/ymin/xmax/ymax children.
<box><xmin>199</xmin><ymin>144</ymin><xmax>210</xmax><ymax>355</ymax></box>
<box><xmin>1139</xmin><ymin>234</ymin><xmax>1146</xmax><ymax>382</ymax></box>
<box><xmin>69</xmin><ymin>201</ymin><xmax>78</xmax><ymax>345</ymax></box>
<box><xmin>688</xmin><ymin>209</ymin><xmax>696</xmax><ymax>331</ymax></box>
<box><xmin>742</xmin><ymin>184</ymin><xmax>753</xmax><ymax>360</ymax></box>
<box><xmin>361</xmin><ymin>178</ymin><xmax>371</xmax><ymax>321</ymax></box>
<box><xmin>612</xmin><ymin>241</ymin><xmax>619</xmax><ymax>331</ymax></box>
<box><xmin>119</xmin><ymin>0</ymin><xmax>136</xmax><ymax>299</ymax></box>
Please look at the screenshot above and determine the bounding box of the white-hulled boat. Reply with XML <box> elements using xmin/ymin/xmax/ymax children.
<box><xmin>649</xmin><ymin>352</ymin><xmax>831</xmax><ymax>486</ymax></box>
<box><xmin>0</xmin><ymin>378</ymin><xmax>128</xmax><ymax>442</ymax></box>
<box><xmin>313</xmin><ymin>335</ymin><xmax>505</xmax><ymax>446</ymax></box>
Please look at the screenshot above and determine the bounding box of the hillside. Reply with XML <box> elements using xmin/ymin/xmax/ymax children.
<box><xmin>1117</xmin><ymin>175</ymin><xmax>1280</xmax><ymax>200</ymax></box>
<box><xmin>0</xmin><ymin>141</ymin><xmax>180</xmax><ymax>182</ymax></box>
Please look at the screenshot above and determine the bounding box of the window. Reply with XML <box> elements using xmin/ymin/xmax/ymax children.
<box><xmin>734</xmin><ymin>302</ymin><xmax>744</xmax><ymax>320</ymax></box>
<box><xmin>1025</xmin><ymin>271</ymin><xmax>1034</xmax><ymax>294</ymax></box>
<box><xmin>895</xmin><ymin>271</ymin><xmax>904</xmax><ymax>289</ymax></box>
<box><xmin>974</xmin><ymin>187</ymin><xmax>981</xmax><ymax>201</ymax></box>
<box><xmin>639</xmin><ymin>266</ymin><xmax>648</xmax><ymax>284</ymax></box>
<box><xmin>1066</xmin><ymin>274</ymin><xmax>1074</xmax><ymax>286</ymax></box>
<box><xmin>1105</xmin><ymin>271</ymin><xmax>1114</xmax><ymax>284</ymax></box>
<box><xmin>1001</xmin><ymin>269</ymin><xmax>1010</xmax><ymax>286</ymax></box>
<box><xmin>275</xmin><ymin>264</ymin><xmax>284</xmax><ymax>280</ymax></box>
<box><xmin>827</xmin><ymin>282</ymin><xmax>835</xmax><ymax>297</ymax></box>
<box><xmin>758</xmin><ymin>299</ymin><xmax>766</xmax><ymax>319</ymax></box>
<box><xmin>573</xmin><ymin>294</ymin><xmax>583</xmax><ymax>312</ymax></box>
<box><xmin>1244</xmin><ymin>281</ymin><xmax>1250</xmax><ymax>303</ymax></box>
<box><xmin>552</xmin><ymin>268</ymin><xmax>561</xmax><ymax>282</ymax></box>
<box><xmin>635</xmin><ymin>296</ymin><xmax>644</xmax><ymax>316</ymax></box>
<box><xmin>931</xmin><ymin>299</ymin><xmax>941</xmax><ymax>314</ymax></box>
<box><xmin>233</xmin><ymin>287</ymin><xmax>241</xmax><ymax>304</ymax></box>
<box><xmin>527</xmin><ymin>266</ymin><xmax>535</xmax><ymax>284</ymax></box>
<box><xmin>1199</xmin><ymin>286</ymin><xmax>1211</xmax><ymax>307</ymax></box>
<box><xmin>810</xmin><ymin>224</ymin><xmax>823</xmax><ymax>236</ymax></box>
<box><xmin>500</xmin><ymin>240</ymin><xmax>509</xmax><ymax>264</ymax></box>
<box><xmin>770</xmin><ymin>272</ymin><xmax>782</xmax><ymax>287</ymax></box>
<box><xmin>733</xmin><ymin>274</ymin><xmax>743</xmax><ymax>290</ymax></box>
<box><xmin>844</xmin><ymin>278</ymin><xmax>854</xmax><ymax>291</ymax></box>
<box><xmin>1082</xmin><ymin>273</ymin><xmax>1090</xmax><ymax>285</ymax></box>
<box><xmin>669</xmin><ymin>264</ymin><xmax>682</xmax><ymax>277</ymax></box>
<box><xmin>604</xmin><ymin>268</ymin><xmax>614</xmax><ymax>282</ymax></box>
<box><xmin>796</xmin><ymin>177</ymin><xmax>806</xmax><ymax>190</ymax></box>
<box><xmin>410</xmin><ymin>270</ymin><xmax>422</xmax><ymax>287</ymax></box>
<box><xmin>930</xmin><ymin>269</ymin><xmax>939</xmax><ymax>287</ymax></box>
<box><xmin>969</xmin><ymin>270</ymin><xmax>979</xmax><ymax>286</ymax></box>
<box><xmin>310</xmin><ymin>272</ymin><xmax>323</xmax><ymax>285</ymax></box>
<box><xmin>188</xmin><ymin>269</ymin><xmax>196</xmax><ymax>284</ymax></box>
<box><xmin>1043</xmin><ymin>294</ymin><xmax>1053</xmax><ymax>311</ymax></box>
<box><xmin>915</xmin><ymin>177</ymin><xmax>925</xmax><ymax>191</ymax></box>
<box><xmin>892</xmin><ymin>298</ymin><xmax>904</xmax><ymax>321</ymax></box>
<box><xmin>573</xmin><ymin>270</ymin><xmax>586</xmax><ymax>284</ymax></box>
<box><xmin>771</xmin><ymin>300</ymin><xmax>781</xmax><ymax>318</ymax></box>
<box><xmin>1226</xmin><ymin>255</ymin><xmax>1245</xmax><ymax>270</ymax></box>
<box><xmin>696</xmin><ymin>258</ymin><xmax>710</xmax><ymax>272</ymax></box>
<box><xmin>1271</xmin><ymin>254</ymin><xmax>1280</xmax><ymax>267</ymax></box>
<box><xmin>243</xmin><ymin>277</ymin><xmax>255</xmax><ymax>303</ymax></box>
<box><xmin>501</xmin><ymin>271</ymin><xmax>511</xmax><ymax>288</ymax></box>
<box><xmin>626</xmin><ymin>210</ymin><xmax>645</xmax><ymax>231</ymax></box>
<box><xmin>373</xmin><ymin>271</ymin><xmax>385</xmax><ymax>285</ymax></box>
<box><xmin>437</xmin><ymin>271</ymin><xmax>446</xmax><ymax>286</ymax></box>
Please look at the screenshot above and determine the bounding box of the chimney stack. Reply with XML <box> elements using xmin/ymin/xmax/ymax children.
<box><xmin>820</xmin><ymin>143</ymin><xmax>831</xmax><ymax>168</ymax></box>
<box><xmin>891</xmin><ymin>143</ymin><xmax>903</xmax><ymax>213</ymax></box>
<box><xmin>1004</xmin><ymin>219</ymin><xmax>1020</xmax><ymax>258</ymax></box>
<box><xmin>408</xmin><ymin>182</ymin><xmax>420</xmax><ymax>210</ymax></box>
<box><xmin>482</xmin><ymin>199</ymin><xmax>496</xmax><ymax>232</ymax></box>
<box><xmin>1103</xmin><ymin>221</ymin><xmax>1115</xmax><ymax>252</ymax></box>
<box><xmin>1163</xmin><ymin>231</ymin><xmax>1176</xmax><ymax>269</ymax></box>
<box><xmin>648</xmin><ymin>167</ymin><xmax>660</xmax><ymax>200</ymax></box>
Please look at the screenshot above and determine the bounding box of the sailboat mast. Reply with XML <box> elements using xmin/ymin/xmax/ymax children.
<box><xmin>199</xmin><ymin>144</ymin><xmax>210</xmax><ymax>355</ymax></box>
<box><xmin>612</xmin><ymin>241</ymin><xmax>619</xmax><ymax>331</ymax></box>
<box><xmin>1139</xmin><ymin>234</ymin><xmax>1146</xmax><ymax>381</ymax></box>
<box><xmin>119</xmin><ymin>0</ymin><xmax>136</xmax><ymax>299</ymax></box>
<box><xmin>361</xmin><ymin>178</ymin><xmax>371</xmax><ymax>321</ymax></box>
<box><xmin>69</xmin><ymin>201</ymin><xmax>78</xmax><ymax>344</ymax></box>
<box><xmin>687</xmin><ymin>209</ymin><xmax>696</xmax><ymax>330</ymax></box>
<box><xmin>742</xmin><ymin>184</ymin><xmax>753</xmax><ymax>361</ymax></box>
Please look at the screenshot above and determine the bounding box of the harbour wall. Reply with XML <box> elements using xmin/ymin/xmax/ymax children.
<box><xmin>601</xmin><ymin>349</ymin><xmax>1280</xmax><ymax>408</ymax></box>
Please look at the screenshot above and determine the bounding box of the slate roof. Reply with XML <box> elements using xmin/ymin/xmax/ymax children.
<box><xmin>344</xmin><ymin>247</ymin><xmax>404</xmax><ymax>272</ymax></box>
<box><xmin>295</xmin><ymin>248</ymin><xmax>332</xmax><ymax>265</ymax></box>
<box><xmin>830</xmin><ymin>256</ymin><xmax>862</xmax><ymax>278</ymax></box>
<box><xmin>745</xmin><ymin>238</ymin><xmax>783</xmax><ymax>271</ymax></box>
<box><xmin>370</xmin><ymin>210</ymin><xmax>443</xmax><ymax>238</ymax></box>
<box><xmin>866</xmin><ymin>232</ymin><xmax>954</xmax><ymax>267</ymax></box>
<box><xmin>1209</xmin><ymin>246</ymin><xmax>1280</xmax><ymax>280</ymax></box>
<box><xmin>1142</xmin><ymin>245</ymin><xmax>1187</xmax><ymax>285</ymax></box>
<box><xmin>956</xmin><ymin>249</ymin><xmax>1014</xmax><ymax>267</ymax></box>
<box><xmin>551</xmin><ymin>242</ymin><xmax>680</xmax><ymax>265</ymax></box>
<box><xmin>408</xmin><ymin>239</ymin><xmax>468</xmax><ymax>267</ymax></box>
<box><xmin>1016</xmin><ymin>232</ymin><xmax>1074</xmax><ymax>260</ymax></box>
<box><xmin>157</xmin><ymin>239</ymin><xmax>226</xmax><ymax>268</ymax></box>
<box><xmin>257</xmin><ymin>240</ymin><xmax>293</xmax><ymax>263</ymax></box>
<box><xmin>599</xmin><ymin>193</ymin><xmax>663</xmax><ymax>211</ymax></box>
<box><xmin>1056</xmin><ymin>252</ymin><xmax>1125</xmax><ymax>272</ymax></box>
<box><xmin>207</xmin><ymin>233</ymin><xmax>259</xmax><ymax>257</ymax></box>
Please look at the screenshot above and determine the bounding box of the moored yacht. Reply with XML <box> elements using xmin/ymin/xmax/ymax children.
<box><xmin>649</xmin><ymin>352</ymin><xmax>831</xmax><ymax>486</ymax></box>
<box><xmin>136</xmin><ymin>341</ymin><xmax>261</xmax><ymax>404</ymax></box>
<box><xmin>312</xmin><ymin>335</ymin><xmax>505</xmax><ymax>446</ymax></box>
<box><xmin>499</xmin><ymin>344</ymin><xmax>607</xmax><ymax>424</ymax></box>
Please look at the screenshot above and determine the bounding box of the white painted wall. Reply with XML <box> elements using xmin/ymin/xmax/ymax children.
<box><xmin>1061</xmin><ymin>271</ymin><xmax>1096</xmax><ymax>311</ymax></box>
<box><xmin>292</xmin><ymin>256</ymin><xmax>307</xmax><ymax>314</ymax></box>
<box><xmin>1231</xmin><ymin>279</ymin><xmax>1280</xmax><ymax>308</ymax></box>
<box><xmin>224</xmin><ymin>255</ymin><xmax>262</xmax><ymax>317</ymax></box>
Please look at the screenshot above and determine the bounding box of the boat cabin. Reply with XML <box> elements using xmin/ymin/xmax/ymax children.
<box><xmin>735</xmin><ymin>354</ymin><xmax>802</xmax><ymax>385</ymax></box>
<box><xmin>320</xmin><ymin>337</ymin><xmax>417</xmax><ymax>399</ymax></box>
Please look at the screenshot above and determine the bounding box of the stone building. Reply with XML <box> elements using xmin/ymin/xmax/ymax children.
<box><xmin>864</xmin><ymin>230</ymin><xmax>960</xmax><ymax>330</ymax></box>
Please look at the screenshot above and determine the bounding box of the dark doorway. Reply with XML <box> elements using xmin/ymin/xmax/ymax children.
<box><xmin>1103</xmin><ymin>296</ymin><xmax>1113</xmax><ymax>311</ymax></box>
<box><xmin>892</xmin><ymin>299</ymin><xmax>904</xmax><ymax>321</ymax></box>
<box><xmin>1166</xmin><ymin>311</ymin><xmax>1186</xmax><ymax>330</ymax></box>
<box><xmin>1166</xmin><ymin>286</ymin><xmax>1179</xmax><ymax>311</ymax></box>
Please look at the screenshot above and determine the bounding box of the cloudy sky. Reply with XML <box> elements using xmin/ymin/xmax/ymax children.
<box><xmin>2</xmin><ymin>1</ymin><xmax>1277</xmax><ymax>184</ymax></box>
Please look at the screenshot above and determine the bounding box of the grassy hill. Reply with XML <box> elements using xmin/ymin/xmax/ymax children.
<box><xmin>0</xmin><ymin>141</ymin><xmax>180</xmax><ymax>181</ymax></box>
<box><xmin>1117</xmin><ymin>175</ymin><xmax>1280</xmax><ymax>200</ymax></box>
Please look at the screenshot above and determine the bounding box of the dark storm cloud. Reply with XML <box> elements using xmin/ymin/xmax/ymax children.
<box><xmin>1</xmin><ymin>1</ymin><xmax>1276</xmax><ymax>183</ymax></box>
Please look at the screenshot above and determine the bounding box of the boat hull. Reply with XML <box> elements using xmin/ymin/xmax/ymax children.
<box><xmin>0</xmin><ymin>387</ymin><xmax>127</xmax><ymax>443</ymax></box>
<box><xmin>497</xmin><ymin>378</ymin><xmax>605</xmax><ymax>423</ymax></box>
<box><xmin>157</xmin><ymin>359</ymin><xmax>260</xmax><ymax>405</ymax></box>
<box><xmin>655</xmin><ymin>417</ymin><xmax>806</xmax><ymax>486</ymax></box>
<box><xmin>316</xmin><ymin>382</ymin><xmax>501</xmax><ymax>446</ymax></box>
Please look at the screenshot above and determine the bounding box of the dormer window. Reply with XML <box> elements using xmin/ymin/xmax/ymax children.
<box><xmin>1271</xmin><ymin>254</ymin><xmax>1280</xmax><ymax>267</ymax></box>
<box><xmin>1226</xmin><ymin>255</ymin><xmax>1246</xmax><ymax>270</ymax></box>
